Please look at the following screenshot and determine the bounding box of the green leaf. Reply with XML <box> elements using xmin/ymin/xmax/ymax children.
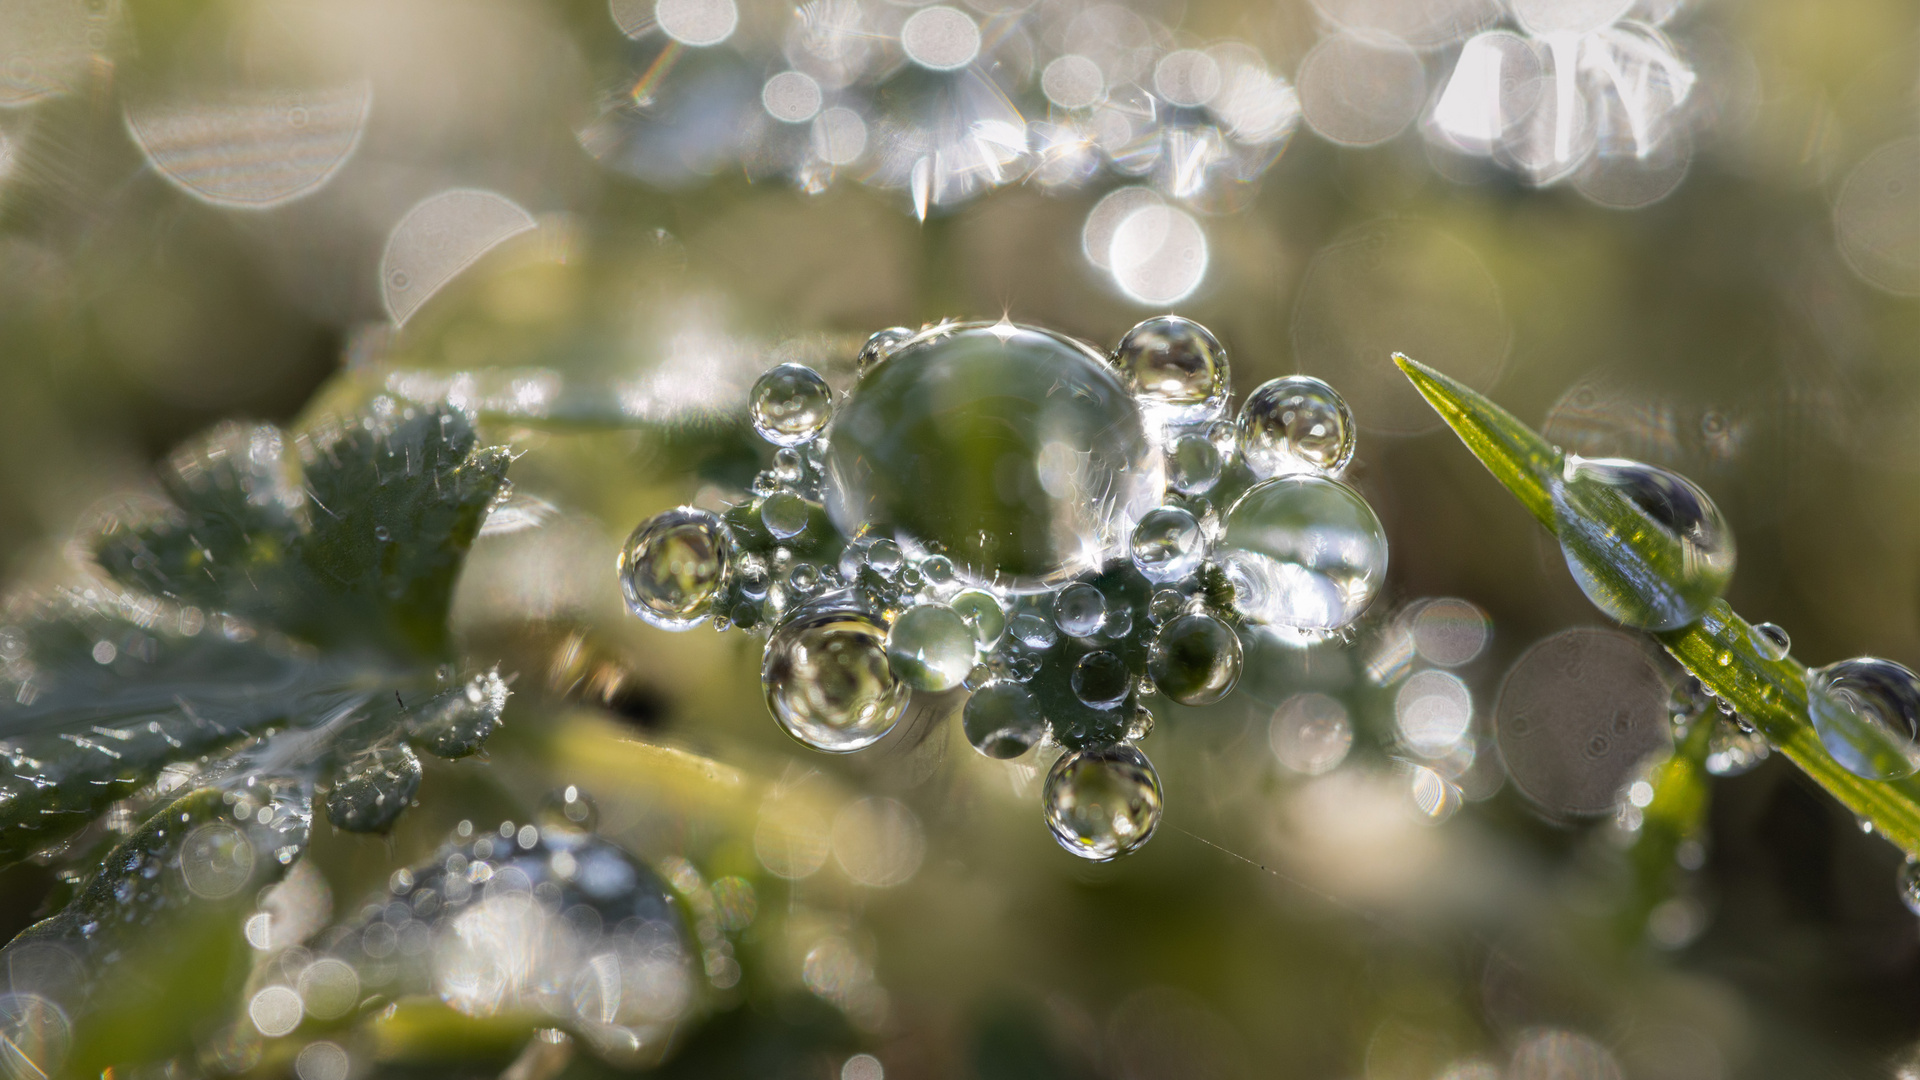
<box><xmin>1394</xmin><ymin>353</ymin><xmax>1920</xmax><ymax>857</ymax></box>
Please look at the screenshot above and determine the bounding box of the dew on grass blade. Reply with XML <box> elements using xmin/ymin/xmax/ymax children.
<box><xmin>1808</xmin><ymin>658</ymin><xmax>1920</xmax><ymax>781</ymax></box>
<box><xmin>1552</xmin><ymin>456</ymin><xmax>1735</xmax><ymax>631</ymax></box>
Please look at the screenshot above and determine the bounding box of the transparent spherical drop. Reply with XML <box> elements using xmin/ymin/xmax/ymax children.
<box><xmin>1899</xmin><ymin>860</ymin><xmax>1920</xmax><ymax>917</ymax></box>
<box><xmin>825</xmin><ymin>323</ymin><xmax>1161</xmax><ymax>590</ymax></box>
<box><xmin>866</xmin><ymin>538</ymin><xmax>904</xmax><ymax>577</ymax></box>
<box><xmin>950</xmin><ymin>588</ymin><xmax>1005</xmax><ymax>647</ymax></box>
<box><xmin>760</xmin><ymin>491</ymin><xmax>811</xmax><ymax>539</ymax></box>
<box><xmin>1808</xmin><ymin>657</ymin><xmax>1920</xmax><ymax>781</ymax></box>
<box><xmin>1130</xmin><ymin>506</ymin><xmax>1206</xmax><ymax>583</ymax></box>
<box><xmin>619</xmin><ymin>507</ymin><xmax>732</xmax><ymax>630</ymax></box>
<box><xmin>1552</xmin><ymin>457</ymin><xmax>1735</xmax><ymax>631</ymax></box>
<box><xmin>1219</xmin><ymin>475</ymin><xmax>1387</xmax><ymax>630</ymax></box>
<box><xmin>751</xmin><ymin>362</ymin><xmax>834</xmax><ymax>447</ymax></box>
<box><xmin>963</xmin><ymin>680</ymin><xmax>1047</xmax><ymax>759</ymax></box>
<box><xmin>1752</xmin><ymin>621</ymin><xmax>1791</xmax><ymax>662</ymax></box>
<box><xmin>763</xmin><ymin>609</ymin><xmax>911</xmax><ymax>752</ymax></box>
<box><xmin>1148</xmin><ymin>613</ymin><xmax>1243</xmax><ymax>706</ymax></box>
<box><xmin>538</xmin><ymin>785</ymin><xmax>600</xmax><ymax>833</ymax></box>
<box><xmin>1053</xmin><ymin>582</ymin><xmax>1107</xmax><ymax>638</ymax></box>
<box><xmin>885</xmin><ymin>603</ymin><xmax>977</xmax><ymax>693</ymax></box>
<box><xmin>1010</xmin><ymin>611</ymin><xmax>1058</xmax><ymax>650</ymax></box>
<box><xmin>858</xmin><ymin>326</ymin><xmax>915</xmax><ymax>371</ymax></box>
<box><xmin>1072</xmin><ymin>650</ymin><xmax>1132</xmax><ymax>709</ymax></box>
<box><xmin>1166</xmin><ymin>431</ymin><xmax>1223</xmax><ymax>495</ymax></box>
<box><xmin>1111</xmin><ymin>316</ymin><xmax>1230</xmax><ymax>423</ymax></box>
<box><xmin>1237</xmin><ymin>376</ymin><xmax>1355</xmax><ymax>478</ymax></box>
<box><xmin>1043</xmin><ymin>744</ymin><xmax>1163</xmax><ymax>861</ymax></box>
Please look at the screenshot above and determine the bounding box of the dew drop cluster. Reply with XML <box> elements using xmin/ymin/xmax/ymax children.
<box><xmin>620</xmin><ymin>318</ymin><xmax>1387</xmax><ymax>860</ymax></box>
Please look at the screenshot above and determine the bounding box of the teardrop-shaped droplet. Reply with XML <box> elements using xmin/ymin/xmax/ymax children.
<box><xmin>1071</xmin><ymin>650</ymin><xmax>1131</xmax><ymax>709</ymax></box>
<box><xmin>619</xmin><ymin>507</ymin><xmax>732</xmax><ymax>630</ymax></box>
<box><xmin>1808</xmin><ymin>657</ymin><xmax>1920</xmax><ymax>781</ymax></box>
<box><xmin>1053</xmin><ymin>582</ymin><xmax>1107</xmax><ymax>638</ymax></box>
<box><xmin>1043</xmin><ymin>743</ymin><xmax>1163</xmax><ymax>861</ymax></box>
<box><xmin>1148</xmin><ymin>613</ymin><xmax>1243</xmax><ymax>706</ymax></box>
<box><xmin>1166</xmin><ymin>431</ymin><xmax>1223</xmax><ymax>496</ymax></box>
<box><xmin>962</xmin><ymin>681</ymin><xmax>1047</xmax><ymax>758</ymax></box>
<box><xmin>1752</xmin><ymin>621</ymin><xmax>1791</xmax><ymax>662</ymax></box>
<box><xmin>1111</xmin><ymin>315</ymin><xmax>1230</xmax><ymax>422</ymax></box>
<box><xmin>763</xmin><ymin>609</ymin><xmax>911</xmax><ymax>752</ymax></box>
<box><xmin>1219</xmin><ymin>475</ymin><xmax>1387</xmax><ymax>630</ymax></box>
<box><xmin>885</xmin><ymin>603</ymin><xmax>976</xmax><ymax>692</ymax></box>
<box><xmin>1551</xmin><ymin>456</ymin><xmax>1735</xmax><ymax>631</ymax></box>
<box><xmin>1237</xmin><ymin>375</ymin><xmax>1355</xmax><ymax>478</ymax></box>
<box><xmin>950</xmin><ymin>588</ymin><xmax>1006</xmax><ymax>647</ymax></box>
<box><xmin>326</xmin><ymin>745</ymin><xmax>423</xmax><ymax>833</ymax></box>
<box><xmin>751</xmin><ymin>362</ymin><xmax>834</xmax><ymax>447</ymax></box>
<box><xmin>1130</xmin><ymin>506</ymin><xmax>1206</xmax><ymax>583</ymax></box>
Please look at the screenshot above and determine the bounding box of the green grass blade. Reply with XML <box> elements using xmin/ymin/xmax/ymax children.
<box><xmin>1393</xmin><ymin>354</ymin><xmax>1920</xmax><ymax>856</ymax></box>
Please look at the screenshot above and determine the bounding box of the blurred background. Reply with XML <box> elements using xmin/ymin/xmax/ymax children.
<box><xmin>4</xmin><ymin>0</ymin><xmax>1920</xmax><ymax>1076</ymax></box>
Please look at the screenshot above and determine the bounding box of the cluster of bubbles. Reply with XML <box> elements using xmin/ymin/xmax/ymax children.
<box><xmin>620</xmin><ymin>317</ymin><xmax>1386</xmax><ymax>860</ymax></box>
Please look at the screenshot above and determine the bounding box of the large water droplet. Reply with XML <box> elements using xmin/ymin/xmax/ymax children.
<box><xmin>1148</xmin><ymin>613</ymin><xmax>1243</xmax><ymax>706</ymax></box>
<box><xmin>1111</xmin><ymin>316</ymin><xmax>1230</xmax><ymax>423</ymax></box>
<box><xmin>1130</xmin><ymin>506</ymin><xmax>1206</xmax><ymax>583</ymax></box>
<box><xmin>619</xmin><ymin>508</ymin><xmax>732</xmax><ymax>630</ymax></box>
<box><xmin>962</xmin><ymin>681</ymin><xmax>1047</xmax><ymax>758</ymax></box>
<box><xmin>885</xmin><ymin>603</ymin><xmax>976</xmax><ymax>693</ymax></box>
<box><xmin>1552</xmin><ymin>457</ymin><xmax>1735</xmax><ymax>631</ymax></box>
<box><xmin>1219</xmin><ymin>475</ymin><xmax>1388</xmax><ymax>629</ymax></box>
<box><xmin>1053</xmin><ymin>583</ymin><xmax>1107</xmax><ymax>638</ymax></box>
<box><xmin>1808</xmin><ymin>657</ymin><xmax>1920</xmax><ymax>781</ymax></box>
<box><xmin>751</xmin><ymin>363</ymin><xmax>834</xmax><ymax>447</ymax></box>
<box><xmin>1043</xmin><ymin>744</ymin><xmax>1163</xmax><ymax>861</ymax></box>
<box><xmin>1237</xmin><ymin>376</ymin><xmax>1355</xmax><ymax>477</ymax></box>
<box><xmin>1071</xmin><ymin>650</ymin><xmax>1132</xmax><ymax>709</ymax></box>
<box><xmin>1752</xmin><ymin>621</ymin><xmax>1791</xmax><ymax>662</ymax></box>
<box><xmin>763</xmin><ymin>609</ymin><xmax>911</xmax><ymax>752</ymax></box>
<box><xmin>824</xmin><ymin>323</ymin><xmax>1161</xmax><ymax>590</ymax></box>
<box><xmin>759</xmin><ymin>491</ymin><xmax>812</xmax><ymax>539</ymax></box>
<box><xmin>950</xmin><ymin>588</ymin><xmax>1005</xmax><ymax>647</ymax></box>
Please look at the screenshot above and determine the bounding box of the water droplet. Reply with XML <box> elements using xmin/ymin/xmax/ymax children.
<box><xmin>1237</xmin><ymin>375</ymin><xmax>1356</xmax><ymax>478</ymax></box>
<box><xmin>326</xmin><ymin>745</ymin><xmax>423</xmax><ymax>833</ymax></box>
<box><xmin>1071</xmin><ymin>650</ymin><xmax>1132</xmax><ymax>709</ymax></box>
<box><xmin>1053</xmin><ymin>583</ymin><xmax>1107</xmax><ymax>638</ymax></box>
<box><xmin>1703</xmin><ymin>716</ymin><xmax>1769</xmax><ymax>777</ymax></box>
<box><xmin>962</xmin><ymin>681</ymin><xmax>1047</xmax><ymax>759</ymax></box>
<box><xmin>949</xmin><ymin>589</ymin><xmax>1005</xmax><ymax>647</ymax></box>
<box><xmin>1111</xmin><ymin>316</ymin><xmax>1230</xmax><ymax>423</ymax></box>
<box><xmin>1219</xmin><ymin>475</ymin><xmax>1388</xmax><ymax>630</ymax></box>
<box><xmin>751</xmin><ymin>363</ymin><xmax>833</xmax><ymax>447</ymax></box>
<box><xmin>920</xmin><ymin>555</ymin><xmax>955</xmax><ymax>587</ymax></box>
<box><xmin>1148</xmin><ymin>613</ymin><xmax>1243</xmax><ymax>707</ymax></box>
<box><xmin>1148</xmin><ymin>589</ymin><xmax>1187</xmax><ymax>624</ymax></box>
<box><xmin>866</xmin><ymin>539</ymin><xmax>903</xmax><ymax>577</ymax></box>
<box><xmin>1808</xmin><ymin>657</ymin><xmax>1920</xmax><ymax>781</ymax></box>
<box><xmin>1551</xmin><ymin>456</ymin><xmax>1735</xmax><ymax>631</ymax></box>
<box><xmin>1166</xmin><ymin>432</ymin><xmax>1224</xmax><ymax>496</ymax></box>
<box><xmin>1126</xmin><ymin>703</ymin><xmax>1155</xmax><ymax>741</ymax></box>
<box><xmin>1010</xmin><ymin>612</ymin><xmax>1058</xmax><ymax>650</ymax></box>
<box><xmin>763</xmin><ymin>610</ymin><xmax>911</xmax><ymax>752</ymax></box>
<box><xmin>824</xmin><ymin>323</ymin><xmax>1160</xmax><ymax>589</ymax></box>
<box><xmin>1043</xmin><ymin>744</ymin><xmax>1163</xmax><ymax>861</ymax></box>
<box><xmin>857</xmin><ymin>327</ymin><xmax>914</xmax><ymax>371</ymax></box>
<box><xmin>1752</xmin><ymin>622</ymin><xmax>1791</xmax><ymax>661</ymax></box>
<box><xmin>1898</xmin><ymin>860</ymin><xmax>1920</xmax><ymax>917</ymax></box>
<box><xmin>885</xmin><ymin>604</ymin><xmax>976</xmax><ymax>693</ymax></box>
<box><xmin>373</xmin><ymin>525</ymin><xmax>392</xmax><ymax>542</ymax></box>
<box><xmin>539</xmin><ymin>785</ymin><xmax>599</xmax><ymax>833</ymax></box>
<box><xmin>1130</xmin><ymin>506</ymin><xmax>1206</xmax><ymax>584</ymax></box>
<box><xmin>773</xmin><ymin>447</ymin><xmax>805</xmax><ymax>483</ymax></box>
<box><xmin>760</xmin><ymin>491</ymin><xmax>812</xmax><ymax>539</ymax></box>
<box><xmin>619</xmin><ymin>508</ymin><xmax>731</xmax><ymax>630</ymax></box>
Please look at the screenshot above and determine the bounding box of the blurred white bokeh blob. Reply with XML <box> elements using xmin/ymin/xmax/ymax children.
<box><xmin>381</xmin><ymin>189</ymin><xmax>538</xmax><ymax>325</ymax></box>
<box><xmin>1429</xmin><ymin>31</ymin><xmax>1543</xmax><ymax>153</ymax></box>
<box><xmin>0</xmin><ymin>0</ymin><xmax>121</xmax><ymax>107</ymax></box>
<box><xmin>1081</xmin><ymin>186</ymin><xmax>1162</xmax><ymax>270</ymax></box>
<box><xmin>125</xmin><ymin>83</ymin><xmax>373</xmax><ymax>210</ymax></box>
<box><xmin>1270</xmin><ymin>692</ymin><xmax>1354</xmax><ymax>776</ymax></box>
<box><xmin>831</xmin><ymin>797</ymin><xmax>926</xmax><ymax>888</ymax></box>
<box><xmin>811</xmin><ymin>107</ymin><xmax>869</xmax><ymax>166</ymax></box>
<box><xmin>1507</xmin><ymin>0</ymin><xmax>1634</xmax><ymax>36</ymax></box>
<box><xmin>249</xmin><ymin>985</ymin><xmax>304</xmax><ymax>1037</ymax></box>
<box><xmin>1298</xmin><ymin>31</ymin><xmax>1426</xmax><ymax>146</ymax></box>
<box><xmin>611</xmin><ymin>0</ymin><xmax>737</xmax><ymax>45</ymax></box>
<box><xmin>900</xmin><ymin>6</ymin><xmax>980</xmax><ymax>71</ymax></box>
<box><xmin>1153</xmin><ymin>49</ymin><xmax>1222</xmax><ymax>108</ymax></box>
<box><xmin>1107</xmin><ymin>202</ymin><xmax>1209</xmax><ymax>304</ymax></box>
<box><xmin>295</xmin><ymin>1042</ymin><xmax>350</xmax><ymax>1080</ymax></box>
<box><xmin>763</xmin><ymin>71</ymin><xmax>823</xmax><ymax>124</ymax></box>
<box><xmin>1395</xmin><ymin>669</ymin><xmax>1473</xmax><ymax>756</ymax></box>
<box><xmin>1042</xmin><ymin>54</ymin><xmax>1105</xmax><ymax>110</ymax></box>
<box><xmin>1411</xmin><ymin>598</ymin><xmax>1491</xmax><ymax>666</ymax></box>
<box><xmin>1309</xmin><ymin>0</ymin><xmax>1502</xmax><ymax>51</ymax></box>
<box><xmin>1835</xmin><ymin>136</ymin><xmax>1920</xmax><ymax>296</ymax></box>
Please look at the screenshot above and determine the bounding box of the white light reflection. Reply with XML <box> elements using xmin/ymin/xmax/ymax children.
<box><xmin>380</xmin><ymin>189</ymin><xmax>539</xmax><ymax>326</ymax></box>
<box><xmin>763</xmin><ymin>71</ymin><xmax>824</xmax><ymax>124</ymax></box>
<box><xmin>899</xmin><ymin>6</ymin><xmax>980</xmax><ymax>72</ymax></box>
<box><xmin>1298</xmin><ymin>32</ymin><xmax>1426</xmax><ymax>147</ymax></box>
<box><xmin>1835</xmin><ymin>137</ymin><xmax>1920</xmax><ymax>296</ymax></box>
<box><xmin>1395</xmin><ymin>669</ymin><xmax>1473</xmax><ymax>756</ymax></box>
<box><xmin>1411</xmin><ymin>598</ymin><xmax>1491</xmax><ymax>667</ymax></box>
<box><xmin>1269</xmin><ymin>692</ymin><xmax>1354</xmax><ymax>776</ymax></box>
<box><xmin>1108</xmin><ymin>203</ymin><xmax>1208</xmax><ymax>305</ymax></box>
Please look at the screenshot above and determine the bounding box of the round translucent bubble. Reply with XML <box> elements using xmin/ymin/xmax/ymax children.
<box><xmin>761</xmin><ymin>492</ymin><xmax>813</xmax><ymax>540</ymax></box>
<box><xmin>0</xmin><ymin>993</ymin><xmax>69</xmax><ymax>1079</ymax></box>
<box><xmin>1010</xmin><ymin>612</ymin><xmax>1056</xmax><ymax>649</ymax></box>
<box><xmin>1112</xmin><ymin>316</ymin><xmax>1230</xmax><ymax>422</ymax></box>
<box><xmin>885</xmin><ymin>603</ymin><xmax>976</xmax><ymax>693</ymax></box>
<box><xmin>620</xmin><ymin>507</ymin><xmax>731</xmax><ymax>630</ymax></box>
<box><xmin>1269</xmin><ymin>692</ymin><xmax>1353</xmax><ymax>775</ymax></box>
<box><xmin>763</xmin><ymin>610</ymin><xmax>911</xmax><ymax>752</ymax></box>
<box><xmin>180</xmin><ymin>821</ymin><xmax>257</xmax><ymax>899</ymax></box>
<box><xmin>1238</xmin><ymin>376</ymin><xmax>1355</xmax><ymax>477</ymax></box>
<box><xmin>1042</xmin><ymin>55</ymin><xmax>1104</xmax><ymax>110</ymax></box>
<box><xmin>900</xmin><ymin>6</ymin><xmax>980</xmax><ymax>71</ymax></box>
<box><xmin>1395</xmin><ymin>669</ymin><xmax>1473</xmax><ymax>756</ymax></box>
<box><xmin>295</xmin><ymin>1041</ymin><xmax>350</xmax><ymax>1080</ymax></box>
<box><xmin>127</xmin><ymin>83</ymin><xmax>372</xmax><ymax>210</ymax></box>
<box><xmin>1149</xmin><ymin>613</ymin><xmax>1243</xmax><ymax>706</ymax></box>
<box><xmin>763</xmin><ymin>71</ymin><xmax>823</xmax><ymax>123</ymax></box>
<box><xmin>751</xmin><ymin>363</ymin><xmax>833</xmax><ymax>447</ymax></box>
<box><xmin>1297</xmin><ymin>32</ymin><xmax>1425</xmax><ymax>147</ymax></box>
<box><xmin>1053</xmin><ymin>583</ymin><xmax>1106</xmax><ymax>638</ymax></box>
<box><xmin>1220</xmin><ymin>475</ymin><xmax>1388</xmax><ymax>630</ymax></box>
<box><xmin>649</xmin><ymin>0</ymin><xmax>738</xmax><ymax>46</ymax></box>
<box><xmin>1751</xmin><ymin>621</ymin><xmax>1791</xmax><ymax>662</ymax></box>
<box><xmin>963</xmin><ymin>681</ymin><xmax>1047</xmax><ymax>758</ymax></box>
<box><xmin>1153</xmin><ymin>49</ymin><xmax>1222</xmax><ymax>108</ymax></box>
<box><xmin>1167</xmin><ymin>433</ymin><xmax>1223</xmax><ymax>495</ymax></box>
<box><xmin>1808</xmin><ymin>658</ymin><xmax>1920</xmax><ymax>781</ymax></box>
<box><xmin>249</xmin><ymin>985</ymin><xmax>305</xmax><ymax>1037</ymax></box>
<box><xmin>297</xmin><ymin>959</ymin><xmax>360</xmax><ymax>1021</ymax></box>
<box><xmin>949</xmin><ymin>588</ymin><xmax>1005</xmax><ymax>647</ymax></box>
<box><xmin>1131</xmin><ymin>506</ymin><xmax>1206</xmax><ymax>583</ymax></box>
<box><xmin>1495</xmin><ymin>627</ymin><xmax>1670</xmax><ymax>817</ymax></box>
<box><xmin>381</xmin><ymin>189</ymin><xmax>537</xmax><ymax>326</ymax></box>
<box><xmin>1043</xmin><ymin>744</ymin><xmax>1163</xmax><ymax>861</ymax></box>
<box><xmin>1552</xmin><ymin>457</ymin><xmax>1735</xmax><ymax>631</ymax></box>
<box><xmin>1411</xmin><ymin>598</ymin><xmax>1491</xmax><ymax>666</ymax></box>
<box><xmin>824</xmin><ymin>323</ymin><xmax>1160</xmax><ymax>590</ymax></box>
<box><xmin>1109</xmin><ymin>204</ymin><xmax>1209</xmax><ymax>305</ymax></box>
<box><xmin>1899</xmin><ymin>860</ymin><xmax>1920</xmax><ymax>917</ymax></box>
<box><xmin>811</xmin><ymin>107</ymin><xmax>869</xmax><ymax>166</ymax></box>
<box><xmin>1072</xmin><ymin>651</ymin><xmax>1132</xmax><ymax>709</ymax></box>
<box><xmin>1834</xmin><ymin>137</ymin><xmax>1920</xmax><ymax>296</ymax></box>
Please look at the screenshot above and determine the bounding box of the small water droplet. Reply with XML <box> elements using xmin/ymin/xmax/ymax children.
<box><xmin>1053</xmin><ymin>583</ymin><xmax>1107</xmax><ymax>638</ymax></box>
<box><xmin>1716</xmin><ymin>651</ymin><xmax>1732</xmax><ymax>667</ymax></box>
<box><xmin>1147</xmin><ymin>589</ymin><xmax>1187</xmax><ymax>624</ymax></box>
<box><xmin>1148</xmin><ymin>613</ymin><xmax>1243</xmax><ymax>706</ymax></box>
<box><xmin>762</xmin><ymin>610</ymin><xmax>910</xmax><ymax>752</ymax></box>
<box><xmin>1010</xmin><ymin>612</ymin><xmax>1058</xmax><ymax>650</ymax></box>
<box><xmin>885</xmin><ymin>603</ymin><xmax>976</xmax><ymax>693</ymax></box>
<box><xmin>773</xmin><ymin>447</ymin><xmax>805</xmax><ymax>483</ymax></box>
<box><xmin>962</xmin><ymin>681</ymin><xmax>1047</xmax><ymax>758</ymax></box>
<box><xmin>750</xmin><ymin>363</ymin><xmax>833</xmax><ymax>447</ymax></box>
<box><xmin>1219</xmin><ymin>475</ymin><xmax>1387</xmax><ymax>630</ymax></box>
<box><xmin>1111</xmin><ymin>316</ymin><xmax>1230</xmax><ymax>423</ymax></box>
<box><xmin>1237</xmin><ymin>375</ymin><xmax>1355</xmax><ymax>477</ymax></box>
<box><xmin>1808</xmin><ymin>657</ymin><xmax>1920</xmax><ymax>781</ymax></box>
<box><xmin>1551</xmin><ymin>456</ymin><xmax>1735</xmax><ymax>631</ymax></box>
<box><xmin>1126</xmin><ymin>703</ymin><xmax>1154</xmax><ymax>741</ymax></box>
<box><xmin>920</xmin><ymin>555</ymin><xmax>955</xmax><ymax>588</ymax></box>
<box><xmin>1166</xmin><ymin>431</ymin><xmax>1223</xmax><ymax>496</ymax></box>
<box><xmin>1043</xmin><ymin>744</ymin><xmax>1163</xmax><ymax>861</ymax></box>
<box><xmin>1071</xmin><ymin>650</ymin><xmax>1131</xmax><ymax>709</ymax></box>
<box><xmin>1130</xmin><ymin>506</ymin><xmax>1207</xmax><ymax>584</ymax></box>
<box><xmin>1752</xmin><ymin>622</ymin><xmax>1791</xmax><ymax>661</ymax></box>
<box><xmin>619</xmin><ymin>507</ymin><xmax>732</xmax><ymax>630</ymax></box>
<box><xmin>760</xmin><ymin>491</ymin><xmax>812</xmax><ymax>539</ymax></box>
<box><xmin>950</xmin><ymin>588</ymin><xmax>1006</xmax><ymax>647</ymax></box>
<box><xmin>857</xmin><ymin>326</ymin><xmax>915</xmax><ymax>371</ymax></box>
<box><xmin>866</xmin><ymin>539</ymin><xmax>903</xmax><ymax>577</ymax></box>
